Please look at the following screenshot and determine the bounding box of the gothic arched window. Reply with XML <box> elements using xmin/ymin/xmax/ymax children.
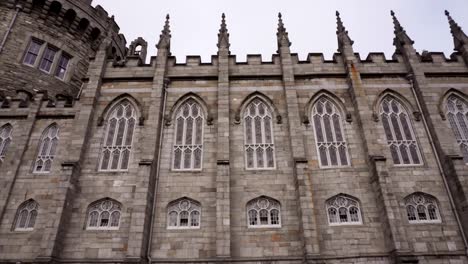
<box><xmin>173</xmin><ymin>99</ymin><xmax>204</xmax><ymax>170</ymax></box>
<box><xmin>86</xmin><ymin>199</ymin><xmax>122</xmax><ymax>230</ymax></box>
<box><xmin>326</xmin><ymin>195</ymin><xmax>362</xmax><ymax>225</ymax></box>
<box><xmin>246</xmin><ymin>196</ymin><xmax>281</xmax><ymax>228</ymax></box>
<box><xmin>0</xmin><ymin>124</ymin><xmax>13</xmax><ymax>162</ymax></box>
<box><xmin>380</xmin><ymin>96</ymin><xmax>422</xmax><ymax>165</ymax></box>
<box><xmin>446</xmin><ymin>95</ymin><xmax>468</xmax><ymax>163</ymax></box>
<box><xmin>34</xmin><ymin>124</ymin><xmax>59</xmax><ymax>173</ymax></box>
<box><xmin>167</xmin><ymin>198</ymin><xmax>201</xmax><ymax>229</ymax></box>
<box><xmin>405</xmin><ymin>193</ymin><xmax>441</xmax><ymax>223</ymax></box>
<box><xmin>312</xmin><ymin>96</ymin><xmax>349</xmax><ymax>167</ymax></box>
<box><xmin>100</xmin><ymin>100</ymin><xmax>137</xmax><ymax>171</ymax></box>
<box><xmin>14</xmin><ymin>199</ymin><xmax>39</xmax><ymax>231</ymax></box>
<box><xmin>244</xmin><ymin>99</ymin><xmax>276</xmax><ymax>169</ymax></box>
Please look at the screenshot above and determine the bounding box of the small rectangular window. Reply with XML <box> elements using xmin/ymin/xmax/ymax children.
<box><xmin>39</xmin><ymin>46</ymin><xmax>57</xmax><ymax>73</ymax></box>
<box><xmin>55</xmin><ymin>54</ymin><xmax>70</xmax><ymax>80</ymax></box>
<box><xmin>23</xmin><ymin>40</ymin><xmax>43</xmax><ymax>66</ymax></box>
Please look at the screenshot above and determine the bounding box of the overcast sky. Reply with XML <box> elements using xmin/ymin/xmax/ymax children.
<box><xmin>93</xmin><ymin>0</ymin><xmax>468</xmax><ymax>62</ymax></box>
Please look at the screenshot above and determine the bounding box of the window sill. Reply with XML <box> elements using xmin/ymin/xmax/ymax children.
<box><xmin>247</xmin><ymin>225</ymin><xmax>282</xmax><ymax>229</ymax></box>
<box><xmin>167</xmin><ymin>226</ymin><xmax>201</xmax><ymax>230</ymax></box>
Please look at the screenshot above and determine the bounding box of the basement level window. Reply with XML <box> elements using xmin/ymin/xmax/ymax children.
<box><xmin>22</xmin><ymin>38</ymin><xmax>73</xmax><ymax>81</ymax></box>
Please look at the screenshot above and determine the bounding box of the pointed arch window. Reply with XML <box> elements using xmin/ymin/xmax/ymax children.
<box><xmin>172</xmin><ymin>99</ymin><xmax>204</xmax><ymax>170</ymax></box>
<box><xmin>312</xmin><ymin>96</ymin><xmax>350</xmax><ymax>167</ymax></box>
<box><xmin>14</xmin><ymin>200</ymin><xmax>39</xmax><ymax>231</ymax></box>
<box><xmin>244</xmin><ymin>99</ymin><xmax>276</xmax><ymax>169</ymax></box>
<box><xmin>405</xmin><ymin>193</ymin><xmax>441</xmax><ymax>223</ymax></box>
<box><xmin>247</xmin><ymin>197</ymin><xmax>281</xmax><ymax>228</ymax></box>
<box><xmin>0</xmin><ymin>124</ymin><xmax>13</xmax><ymax>162</ymax></box>
<box><xmin>100</xmin><ymin>100</ymin><xmax>137</xmax><ymax>171</ymax></box>
<box><xmin>86</xmin><ymin>199</ymin><xmax>122</xmax><ymax>230</ymax></box>
<box><xmin>167</xmin><ymin>198</ymin><xmax>201</xmax><ymax>229</ymax></box>
<box><xmin>380</xmin><ymin>96</ymin><xmax>422</xmax><ymax>166</ymax></box>
<box><xmin>446</xmin><ymin>95</ymin><xmax>468</xmax><ymax>163</ymax></box>
<box><xmin>326</xmin><ymin>195</ymin><xmax>362</xmax><ymax>225</ymax></box>
<box><xmin>34</xmin><ymin>124</ymin><xmax>59</xmax><ymax>173</ymax></box>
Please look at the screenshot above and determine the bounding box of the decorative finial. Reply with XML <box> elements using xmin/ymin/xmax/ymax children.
<box><xmin>336</xmin><ymin>11</ymin><xmax>354</xmax><ymax>48</ymax></box>
<box><xmin>217</xmin><ymin>13</ymin><xmax>230</xmax><ymax>50</ymax></box>
<box><xmin>277</xmin><ymin>12</ymin><xmax>291</xmax><ymax>49</ymax></box>
<box><xmin>444</xmin><ymin>10</ymin><xmax>468</xmax><ymax>52</ymax></box>
<box><xmin>157</xmin><ymin>14</ymin><xmax>171</xmax><ymax>50</ymax></box>
<box><xmin>391</xmin><ymin>10</ymin><xmax>414</xmax><ymax>47</ymax></box>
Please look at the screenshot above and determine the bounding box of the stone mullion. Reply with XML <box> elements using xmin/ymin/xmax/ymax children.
<box><xmin>278</xmin><ymin>44</ymin><xmax>320</xmax><ymax>258</ymax></box>
<box><xmin>216</xmin><ymin>47</ymin><xmax>231</xmax><ymax>258</ymax></box>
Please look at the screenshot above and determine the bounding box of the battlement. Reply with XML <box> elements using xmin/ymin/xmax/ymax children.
<box><xmin>0</xmin><ymin>90</ymin><xmax>75</xmax><ymax>110</ymax></box>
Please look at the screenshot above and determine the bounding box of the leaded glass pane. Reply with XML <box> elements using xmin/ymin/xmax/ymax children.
<box><xmin>328</xmin><ymin>208</ymin><xmax>338</xmax><ymax>223</ymax></box>
<box><xmin>270</xmin><ymin>209</ymin><xmax>279</xmax><ymax>225</ymax></box>
<box><xmin>121</xmin><ymin>149</ymin><xmax>130</xmax><ymax>170</ymax></box>
<box><xmin>407</xmin><ymin>206</ymin><xmax>416</xmax><ymax>221</ymax></box>
<box><xmin>169</xmin><ymin>211</ymin><xmax>178</xmax><ymax>226</ymax></box>
<box><xmin>349</xmin><ymin>207</ymin><xmax>359</xmax><ymax>222</ymax></box>
<box><xmin>194</xmin><ymin>148</ymin><xmax>202</xmax><ymax>169</ymax></box>
<box><xmin>417</xmin><ymin>205</ymin><xmax>427</xmax><ymax>220</ymax></box>
<box><xmin>339</xmin><ymin>208</ymin><xmax>348</xmax><ymax>223</ymax></box>
<box><xmin>18</xmin><ymin>210</ymin><xmax>28</xmax><ymax>228</ymax></box>
<box><xmin>248</xmin><ymin>210</ymin><xmax>257</xmax><ymax>225</ymax></box>
<box><xmin>183</xmin><ymin>148</ymin><xmax>192</xmax><ymax>169</ymax></box>
<box><xmin>400</xmin><ymin>145</ymin><xmax>410</xmax><ymax>164</ymax></box>
<box><xmin>314</xmin><ymin>116</ymin><xmax>323</xmax><ymax>142</ymax></box>
<box><xmin>0</xmin><ymin>124</ymin><xmax>13</xmax><ymax>161</ymax></box>
<box><xmin>179</xmin><ymin>211</ymin><xmax>189</xmax><ymax>226</ymax></box>
<box><xmin>110</xmin><ymin>211</ymin><xmax>120</xmax><ymax>227</ymax></box>
<box><xmin>190</xmin><ymin>211</ymin><xmax>200</xmax><ymax>227</ymax></box>
<box><xmin>259</xmin><ymin>209</ymin><xmax>268</xmax><ymax>225</ymax></box>
<box><xmin>89</xmin><ymin>211</ymin><xmax>99</xmax><ymax>227</ymax></box>
<box><xmin>428</xmin><ymin>205</ymin><xmax>438</xmax><ymax>220</ymax></box>
<box><xmin>111</xmin><ymin>150</ymin><xmax>120</xmax><ymax>170</ymax></box>
<box><xmin>100</xmin><ymin>211</ymin><xmax>110</xmax><ymax>227</ymax></box>
<box><xmin>319</xmin><ymin>146</ymin><xmax>328</xmax><ymax>167</ymax></box>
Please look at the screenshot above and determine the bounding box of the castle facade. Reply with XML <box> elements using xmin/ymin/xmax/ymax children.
<box><xmin>0</xmin><ymin>1</ymin><xmax>468</xmax><ymax>263</ymax></box>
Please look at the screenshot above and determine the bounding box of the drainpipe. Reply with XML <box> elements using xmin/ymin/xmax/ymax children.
<box><xmin>407</xmin><ymin>74</ymin><xmax>468</xmax><ymax>256</ymax></box>
<box><xmin>0</xmin><ymin>4</ymin><xmax>22</xmax><ymax>54</ymax></box>
<box><xmin>146</xmin><ymin>79</ymin><xmax>169</xmax><ymax>264</ymax></box>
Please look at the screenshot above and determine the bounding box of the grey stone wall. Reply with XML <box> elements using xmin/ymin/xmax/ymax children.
<box><xmin>0</xmin><ymin>1</ymin><xmax>468</xmax><ymax>264</ymax></box>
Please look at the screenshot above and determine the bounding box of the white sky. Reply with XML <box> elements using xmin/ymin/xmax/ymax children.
<box><xmin>93</xmin><ymin>0</ymin><xmax>468</xmax><ymax>62</ymax></box>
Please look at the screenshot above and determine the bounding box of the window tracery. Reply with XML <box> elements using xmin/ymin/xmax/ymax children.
<box><xmin>34</xmin><ymin>124</ymin><xmax>59</xmax><ymax>173</ymax></box>
<box><xmin>247</xmin><ymin>197</ymin><xmax>281</xmax><ymax>228</ymax></box>
<box><xmin>311</xmin><ymin>96</ymin><xmax>349</xmax><ymax>167</ymax></box>
<box><xmin>326</xmin><ymin>195</ymin><xmax>362</xmax><ymax>225</ymax></box>
<box><xmin>14</xmin><ymin>200</ymin><xmax>38</xmax><ymax>231</ymax></box>
<box><xmin>446</xmin><ymin>95</ymin><xmax>468</xmax><ymax>163</ymax></box>
<box><xmin>100</xmin><ymin>100</ymin><xmax>137</xmax><ymax>171</ymax></box>
<box><xmin>405</xmin><ymin>193</ymin><xmax>441</xmax><ymax>223</ymax></box>
<box><xmin>87</xmin><ymin>199</ymin><xmax>122</xmax><ymax>230</ymax></box>
<box><xmin>244</xmin><ymin>99</ymin><xmax>275</xmax><ymax>169</ymax></box>
<box><xmin>173</xmin><ymin>99</ymin><xmax>204</xmax><ymax>170</ymax></box>
<box><xmin>167</xmin><ymin>198</ymin><xmax>201</xmax><ymax>229</ymax></box>
<box><xmin>380</xmin><ymin>96</ymin><xmax>422</xmax><ymax>165</ymax></box>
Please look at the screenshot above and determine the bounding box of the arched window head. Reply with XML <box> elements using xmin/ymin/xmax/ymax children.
<box><xmin>0</xmin><ymin>124</ymin><xmax>13</xmax><ymax>162</ymax></box>
<box><xmin>243</xmin><ymin>98</ymin><xmax>276</xmax><ymax>170</ymax></box>
<box><xmin>445</xmin><ymin>95</ymin><xmax>468</xmax><ymax>163</ymax></box>
<box><xmin>405</xmin><ymin>193</ymin><xmax>441</xmax><ymax>224</ymax></box>
<box><xmin>167</xmin><ymin>198</ymin><xmax>201</xmax><ymax>229</ymax></box>
<box><xmin>380</xmin><ymin>96</ymin><xmax>422</xmax><ymax>166</ymax></box>
<box><xmin>312</xmin><ymin>96</ymin><xmax>350</xmax><ymax>168</ymax></box>
<box><xmin>86</xmin><ymin>199</ymin><xmax>122</xmax><ymax>230</ymax></box>
<box><xmin>326</xmin><ymin>195</ymin><xmax>362</xmax><ymax>226</ymax></box>
<box><xmin>100</xmin><ymin>100</ymin><xmax>137</xmax><ymax>171</ymax></box>
<box><xmin>246</xmin><ymin>196</ymin><xmax>281</xmax><ymax>228</ymax></box>
<box><xmin>14</xmin><ymin>200</ymin><xmax>39</xmax><ymax>231</ymax></box>
<box><xmin>34</xmin><ymin>124</ymin><xmax>59</xmax><ymax>173</ymax></box>
<box><xmin>173</xmin><ymin>99</ymin><xmax>204</xmax><ymax>171</ymax></box>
